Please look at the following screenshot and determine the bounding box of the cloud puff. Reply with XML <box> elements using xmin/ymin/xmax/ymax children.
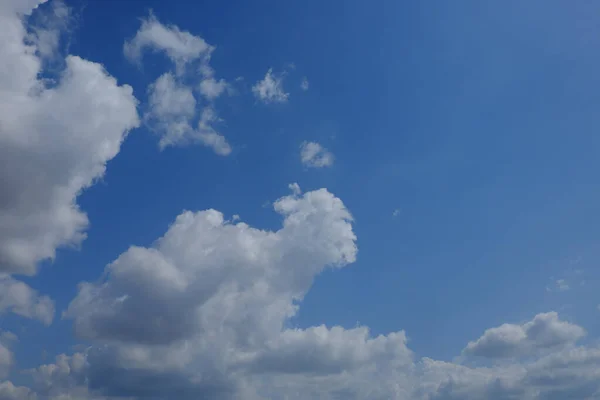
<box><xmin>28</xmin><ymin>185</ymin><xmax>600</xmax><ymax>399</ymax></box>
<box><xmin>0</xmin><ymin>0</ymin><xmax>139</xmax><ymax>276</ymax></box>
<box><xmin>464</xmin><ymin>312</ymin><xmax>585</xmax><ymax>358</ymax></box>
<box><xmin>126</xmin><ymin>15</ymin><xmax>231</xmax><ymax>154</ymax></box>
<box><xmin>0</xmin><ymin>380</ymin><xmax>36</xmax><ymax>400</ymax></box>
<box><xmin>65</xmin><ymin>187</ymin><xmax>357</xmax><ymax>346</ymax></box>
<box><xmin>123</xmin><ymin>13</ymin><xmax>212</xmax><ymax>73</ymax></box>
<box><xmin>300</xmin><ymin>141</ymin><xmax>334</xmax><ymax>168</ymax></box>
<box><xmin>252</xmin><ymin>68</ymin><xmax>289</xmax><ymax>104</ymax></box>
<box><xmin>0</xmin><ymin>275</ymin><xmax>54</xmax><ymax>325</ymax></box>
<box><xmin>51</xmin><ymin>187</ymin><xmax>422</xmax><ymax>399</ymax></box>
<box><xmin>199</xmin><ymin>77</ymin><xmax>228</xmax><ymax>100</ymax></box>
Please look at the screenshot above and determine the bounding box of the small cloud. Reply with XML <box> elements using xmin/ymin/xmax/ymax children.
<box><xmin>198</xmin><ymin>77</ymin><xmax>228</xmax><ymax>101</ymax></box>
<box><xmin>252</xmin><ymin>68</ymin><xmax>289</xmax><ymax>104</ymax></box>
<box><xmin>547</xmin><ymin>279</ymin><xmax>570</xmax><ymax>293</ymax></box>
<box><xmin>300</xmin><ymin>77</ymin><xmax>309</xmax><ymax>91</ymax></box>
<box><xmin>300</xmin><ymin>141</ymin><xmax>334</xmax><ymax>168</ymax></box>
<box><xmin>289</xmin><ymin>183</ymin><xmax>302</xmax><ymax>196</ymax></box>
<box><xmin>392</xmin><ymin>209</ymin><xmax>400</xmax><ymax>218</ymax></box>
<box><xmin>196</xmin><ymin>108</ymin><xmax>232</xmax><ymax>156</ymax></box>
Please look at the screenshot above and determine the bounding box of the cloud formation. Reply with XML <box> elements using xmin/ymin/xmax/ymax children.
<box><xmin>125</xmin><ymin>15</ymin><xmax>232</xmax><ymax>155</ymax></box>
<box><xmin>0</xmin><ymin>0</ymin><xmax>139</xmax><ymax>277</ymax></box>
<box><xmin>464</xmin><ymin>312</ymin><xmax>585</xmax><ymax>358</ymax></box>
<box><xmin>300</xmin><ymin>141</ymin><xmax>334</xmax><ymax>168</ymax></box>
<box><xmin>0</xmin><ymin>275</ymin><xmax>54</xmax><ymax>325</ymax></box>
<box><xmin>252</xmin><ymin>68</ymin><xmax>289</xmax><ymax>103</ymax></box>
<box><xmin>124</xmin><ymin>13</ymin><xmax>212</xmax><ymax>73</ymax></box>
<box><xmin>11</xmin><ymin>185</ymin><xmax>600</xmax><ymax>399</ymax></box>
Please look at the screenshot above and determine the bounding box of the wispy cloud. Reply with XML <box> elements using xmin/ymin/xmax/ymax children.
<box><xmin>252</xmin><ymin>68</ymin><xmax>289</xmax><ymax>103</ymax></box>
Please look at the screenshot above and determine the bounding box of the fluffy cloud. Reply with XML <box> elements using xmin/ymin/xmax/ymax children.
<box><xmin>300</xmin><ymin>141</ymin><xmax>334</xmax><ymax>168</ymax></box>
<box><xmin>252</xmin><ymin>68</ymin><xmax>289</xmax><ymax>103</ymax></box>
<box><xmin>65</xmin><ymin>186</ymin><xmax>357</xmax><ymax>346</ymax></box>
<box><xmin>0</xmin><ymin>0</ymin><xmax>139</xmax><ymax>276</ymax></box>
<box><xmin>0</xmin><ymin>381</ymin><xmax>36</xmax><ymax>400</ymax></box>
<box><xmin>199</xmin><ymin>77</ymin><xmax>228</xmax><ymax>100</ymax></box>
<box><xmin>123</xmin><ymin>13</ymin><xmax>212</xmax><ymax>73</ymax></box>
<box><xmin>22</xmin><ymin>184</ymin><xmax>600</xmax><ymax>399</ymax></box>
<box><xmin>0</xmin><ymin>275</ymin><xmax>54</xmax><ymax>325</ymax></box>
<box><xmin>126</xmin><ymin>15</ymin><xmax>232</xmax><ymax>154</ymax></box>
<box><xmin>464</xmin><ymin>312</ymin><xmax>585</xmax><ymax>358</ymax></box>
<box><xmin>53</xmin><ymin>186</ymin><xmax>420</xmax><ymax>399</ymax></box>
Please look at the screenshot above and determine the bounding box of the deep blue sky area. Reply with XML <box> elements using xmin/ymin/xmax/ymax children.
<box><xmin>4</xmin><ymin>1</ymin><xmax>600</xmax><ymax>395</ymax></box>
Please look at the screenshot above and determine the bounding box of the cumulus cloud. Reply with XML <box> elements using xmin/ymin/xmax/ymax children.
<box><xmin>65</xmin><ymin>187</ymin><xmax>357</xmax><ymax>345</ymax></box>
<box><xmin>17</xmin><ymin>182</ymin><xmax>597</xmax><ymax>399</ymax></box>
<box><xmin>0</xmin><ymin>275</ymin><xmax>54</xmax><ymax>325</ymax></box>
<box><xmin>125</xmin><ymin>15</ymin><xmax>232</xmax><ymax>154</ymax></box>
<box><xmin>27</xmin><ymin>0</ymin><xmax>70</xmax><ymax>60</ymax></box>
<box><xmin>0</xmin><ymin>380</ymin><xmax>36</xmax><ymax>400</ymax></box>
<box><xmin>252</xmin><ymin>68</ymin><xmax>289</xmax><ymax>103</ymax></box>
<box><xmin>300</xmin><ymin>141</ymin><xmax>334</xmax><ymax>168</ymax></box>
<box><xmin>0</xmin><ymin>0</ymin><xmax>139</xmax><ymax>276</ymax></box>
<box><xmin>52</xmin><ymin>186</ymin><xmax>421</xmax><ymax>399</ymax></box>
<box><xmin>464</xmin><ymin>312</ymin><xmax>585</xmax><ymax>358</ymax></box>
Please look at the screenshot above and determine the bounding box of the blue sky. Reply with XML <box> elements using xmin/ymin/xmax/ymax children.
<box><xmin>2</xmin><ymin>0</ymin><xmax>600</xmax><ymax>399</ymax></box>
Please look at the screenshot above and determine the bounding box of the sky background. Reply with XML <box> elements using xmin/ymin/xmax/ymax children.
<box><xmin>3</xmin><ymin>0</ymin><xmax>600</xmax><ymax>398</ymax></box>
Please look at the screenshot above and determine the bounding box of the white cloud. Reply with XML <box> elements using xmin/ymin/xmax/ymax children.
<box><xmin>252</xmin><ymin>68</ymin><xmax>289</xmax><ymax>103</ymax></box>
<box><xmin>123</xmin><ymin>13</ymin><xmax>213</xmax><ymax>74</ymax></box>
<box><xmin>0</xmin><ymin>380</ymin><xmax>36</xmax><ymax>400</ymax></box>
<box><xmin>464</xmin><ymin>312</ymin><xmax>585</xmax><ymax>358</ymax></box>
<box><xmin>288</xmin><ymin>182</ymin><xmax>301</xmax><ymax>196</ymax></box>
<box><xmin>393</xmin><ymin>209</ymin><xmax>401</xmax><ymax>217</ymax></box>
<box><xmin>300</xmin><ymin>77</ymin><xmax>309</xmax><ymax>91</ymax></box>
<box><xmin>27</xmin><ymin>0</ymin><xmax>70</xmax><ymax>60</ymax></box>
<box><xmin>196</xmin><ymin>108</ymin><xmax>232</xmax><ymax>156</ymax></box>
<box><xmin>199</xmin><ymin>77</ymin><xmax>228</xmax><ymax>100</ymax></box>
<box><xmin>65</xmin><ymin>187</ymin><xmax>357</xmax><ymax>345</ymax></box>
<box><xmin>0</xmin><ymin>345</ymin><xmax>12</xmax><ymax>379</ymax></box>
<box><xmin>127</xmin><ymin>15</ymin><xmax>232</xmax><ymax>155</ymax></box>
<box><xmin>0</xmin><ymin>275</ymin><xmax>54</xmax><ymax>325</ymax></box>
<box><xmin>27</xmin><ymin>185</ymin><xmax>600</xmax><ymax>399</ymax></box>
<box><xmin>0</xmin><ymin>0</ymin><xmax>139</xmax><ymax>276</ymax></box>
<box><xmin>146</xmin><ymin>72</ymin><xmax>196</xmax><ymax>148</ymax></box>
<box><xmin>300</xmin><ymin>141</ymin><xmax>334</xmax><ymax>168</ymax></box>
